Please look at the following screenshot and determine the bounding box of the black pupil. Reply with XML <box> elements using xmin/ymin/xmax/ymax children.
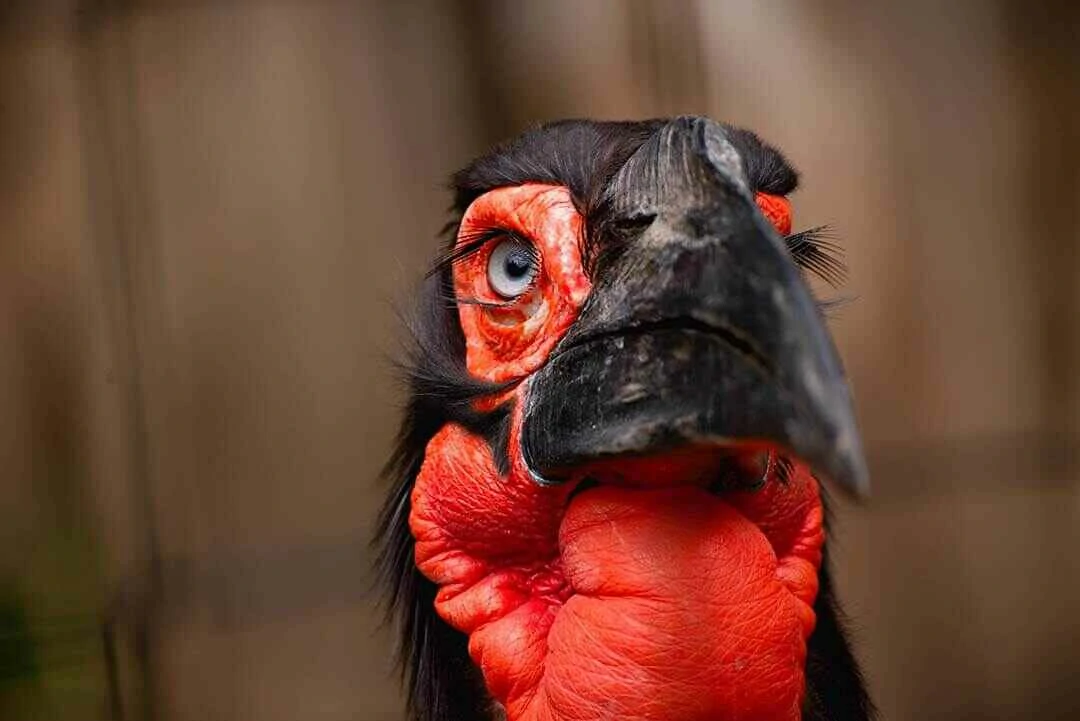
<box><xmin>504</xmin><ymin>246</ymin><xmax>532</xmax><ymax>280</ymax></box>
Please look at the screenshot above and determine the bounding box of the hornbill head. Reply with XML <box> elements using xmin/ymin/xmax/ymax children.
<box><xmin>376</xmin><ymin>117</ymin><xmax>875</xmax><ymax>721</ymax></box>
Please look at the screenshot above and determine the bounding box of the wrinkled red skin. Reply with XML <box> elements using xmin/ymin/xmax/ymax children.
<box><xmin>454</xmin><ymin>184</ymin><xmax>590</xmax><ymax>384</ymax></box>
<box><xmin>410</xmin><ymin>184</ymin><xmax>824</xmax><ymax>721</ymax></box>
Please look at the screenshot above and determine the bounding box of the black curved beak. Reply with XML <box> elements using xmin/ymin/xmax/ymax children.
<box><xmin>521</xmin><ymin>117</ymin><xmax>869</xmax><ymax>497</ymax></box>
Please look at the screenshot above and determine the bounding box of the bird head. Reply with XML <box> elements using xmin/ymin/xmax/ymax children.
<box><xmin>376</xmin><ymin>117</ymin><xmax>874</xmax><ymax>721</ymax></box>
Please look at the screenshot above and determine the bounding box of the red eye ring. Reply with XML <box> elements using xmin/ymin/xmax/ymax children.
<box><xmin>755</xmin><ymin>192</ymin><xmax>792</xmax><ymax>236</ymax></box>
<box><xmin>453</xmin><ymin>184</ymin><xmax>590</xmax><ymax>383</ymax></box>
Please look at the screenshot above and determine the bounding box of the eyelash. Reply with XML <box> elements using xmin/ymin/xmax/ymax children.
<box><xmin>784</xmin><ymin>225</ymin><xmax>847</xmax><ymax>287</ymax></box>
<box><xmin>431</xmin><ymin>226</ymin><xmax>541</xmax><ymax>306</ymax></box>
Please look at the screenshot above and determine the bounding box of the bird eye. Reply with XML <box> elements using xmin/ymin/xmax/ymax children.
<box><xmin>487</xmin><ymin>236</ymin><xmax>539</xmax><ymax>299</ymax></box>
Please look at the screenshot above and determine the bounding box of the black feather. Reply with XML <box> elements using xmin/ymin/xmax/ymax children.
<box><xmin>802</xmin><ymin>553</ymin><xmax>878</xmax><ymax>719</ymax></box>
<box><xmin>725</xmin><ymin>125</ymin><xmax>800</xmax><ymax>195</ymax></box>
<box><xmin>452</xmin><ymin>119</ymin><xmax>668</xmax><ymax>217</ymax></box>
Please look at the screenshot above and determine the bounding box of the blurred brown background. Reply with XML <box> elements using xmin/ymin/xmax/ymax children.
<box><xmin>2</xmin><ymin>1</ymin><xmax>1079</xmax><ymax>720</ymax></box>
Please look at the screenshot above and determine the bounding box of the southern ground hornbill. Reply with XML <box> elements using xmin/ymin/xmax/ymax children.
<box><xmin>375</xmin><ymin>116</ymin><xmax>876</xmax><ymax>721</ymax></box>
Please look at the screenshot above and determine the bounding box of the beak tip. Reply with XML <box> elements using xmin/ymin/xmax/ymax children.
<box><xmin>837</xmin><ymin>457</ymin><xmax>872</xmax><ymax>500</ymax></box>
<box><xmin>827</xmin><ymin>431</ymin><xmax>872</xmax><ymax>499</ymax></box>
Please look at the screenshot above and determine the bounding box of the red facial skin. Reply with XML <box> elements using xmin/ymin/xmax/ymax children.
<box><xmin>410</xmin><ymin>184</ymin><xmax>824</xmax><ymax>721</ymax></box>
<box><xmin>756</xmin><ymin>193</ymin><xmax>793</xmax><ymax>237</ymax></box>
<box><xmin>453</xmin><ymin>184</ymin><xmax>590</xmax><ymax>383</ymax></box>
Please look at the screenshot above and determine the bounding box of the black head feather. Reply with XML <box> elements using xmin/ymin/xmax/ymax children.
<box><xmin>725</xmin><ymin>126</ymin><xmax>800</xmax><ymax>196</ymax></box>
<box><xmin>373</xmin><ymin>117</ymin><xmax>869</xmax><ymax>721</ymax></box>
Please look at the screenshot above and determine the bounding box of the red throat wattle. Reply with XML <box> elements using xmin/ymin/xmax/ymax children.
<box><xmin>409</xmin><ymin>184</ymin><xmax>824</xmax><ymax>721</ymax></box>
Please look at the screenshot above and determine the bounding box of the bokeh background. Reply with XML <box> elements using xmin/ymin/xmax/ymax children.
<box><xmin>3</xmin><ymin>1</ymin><xmax>1079</xmax><ymax>720</ymax></box>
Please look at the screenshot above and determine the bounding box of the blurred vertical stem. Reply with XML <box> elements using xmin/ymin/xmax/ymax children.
<box><xmin>76</xmin><ymin>0</ymin><xmax>164</xmax><ymax>719</ymax></box>
<box><xmin>1005</xmin><ymin>0</ymin><xmax>1080</xmax><ymax>444</ymax></box>
<box><xmin>624</xmin><ymin>0</ymin><xmax>707</xmax><ymax>116</ymax></box>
